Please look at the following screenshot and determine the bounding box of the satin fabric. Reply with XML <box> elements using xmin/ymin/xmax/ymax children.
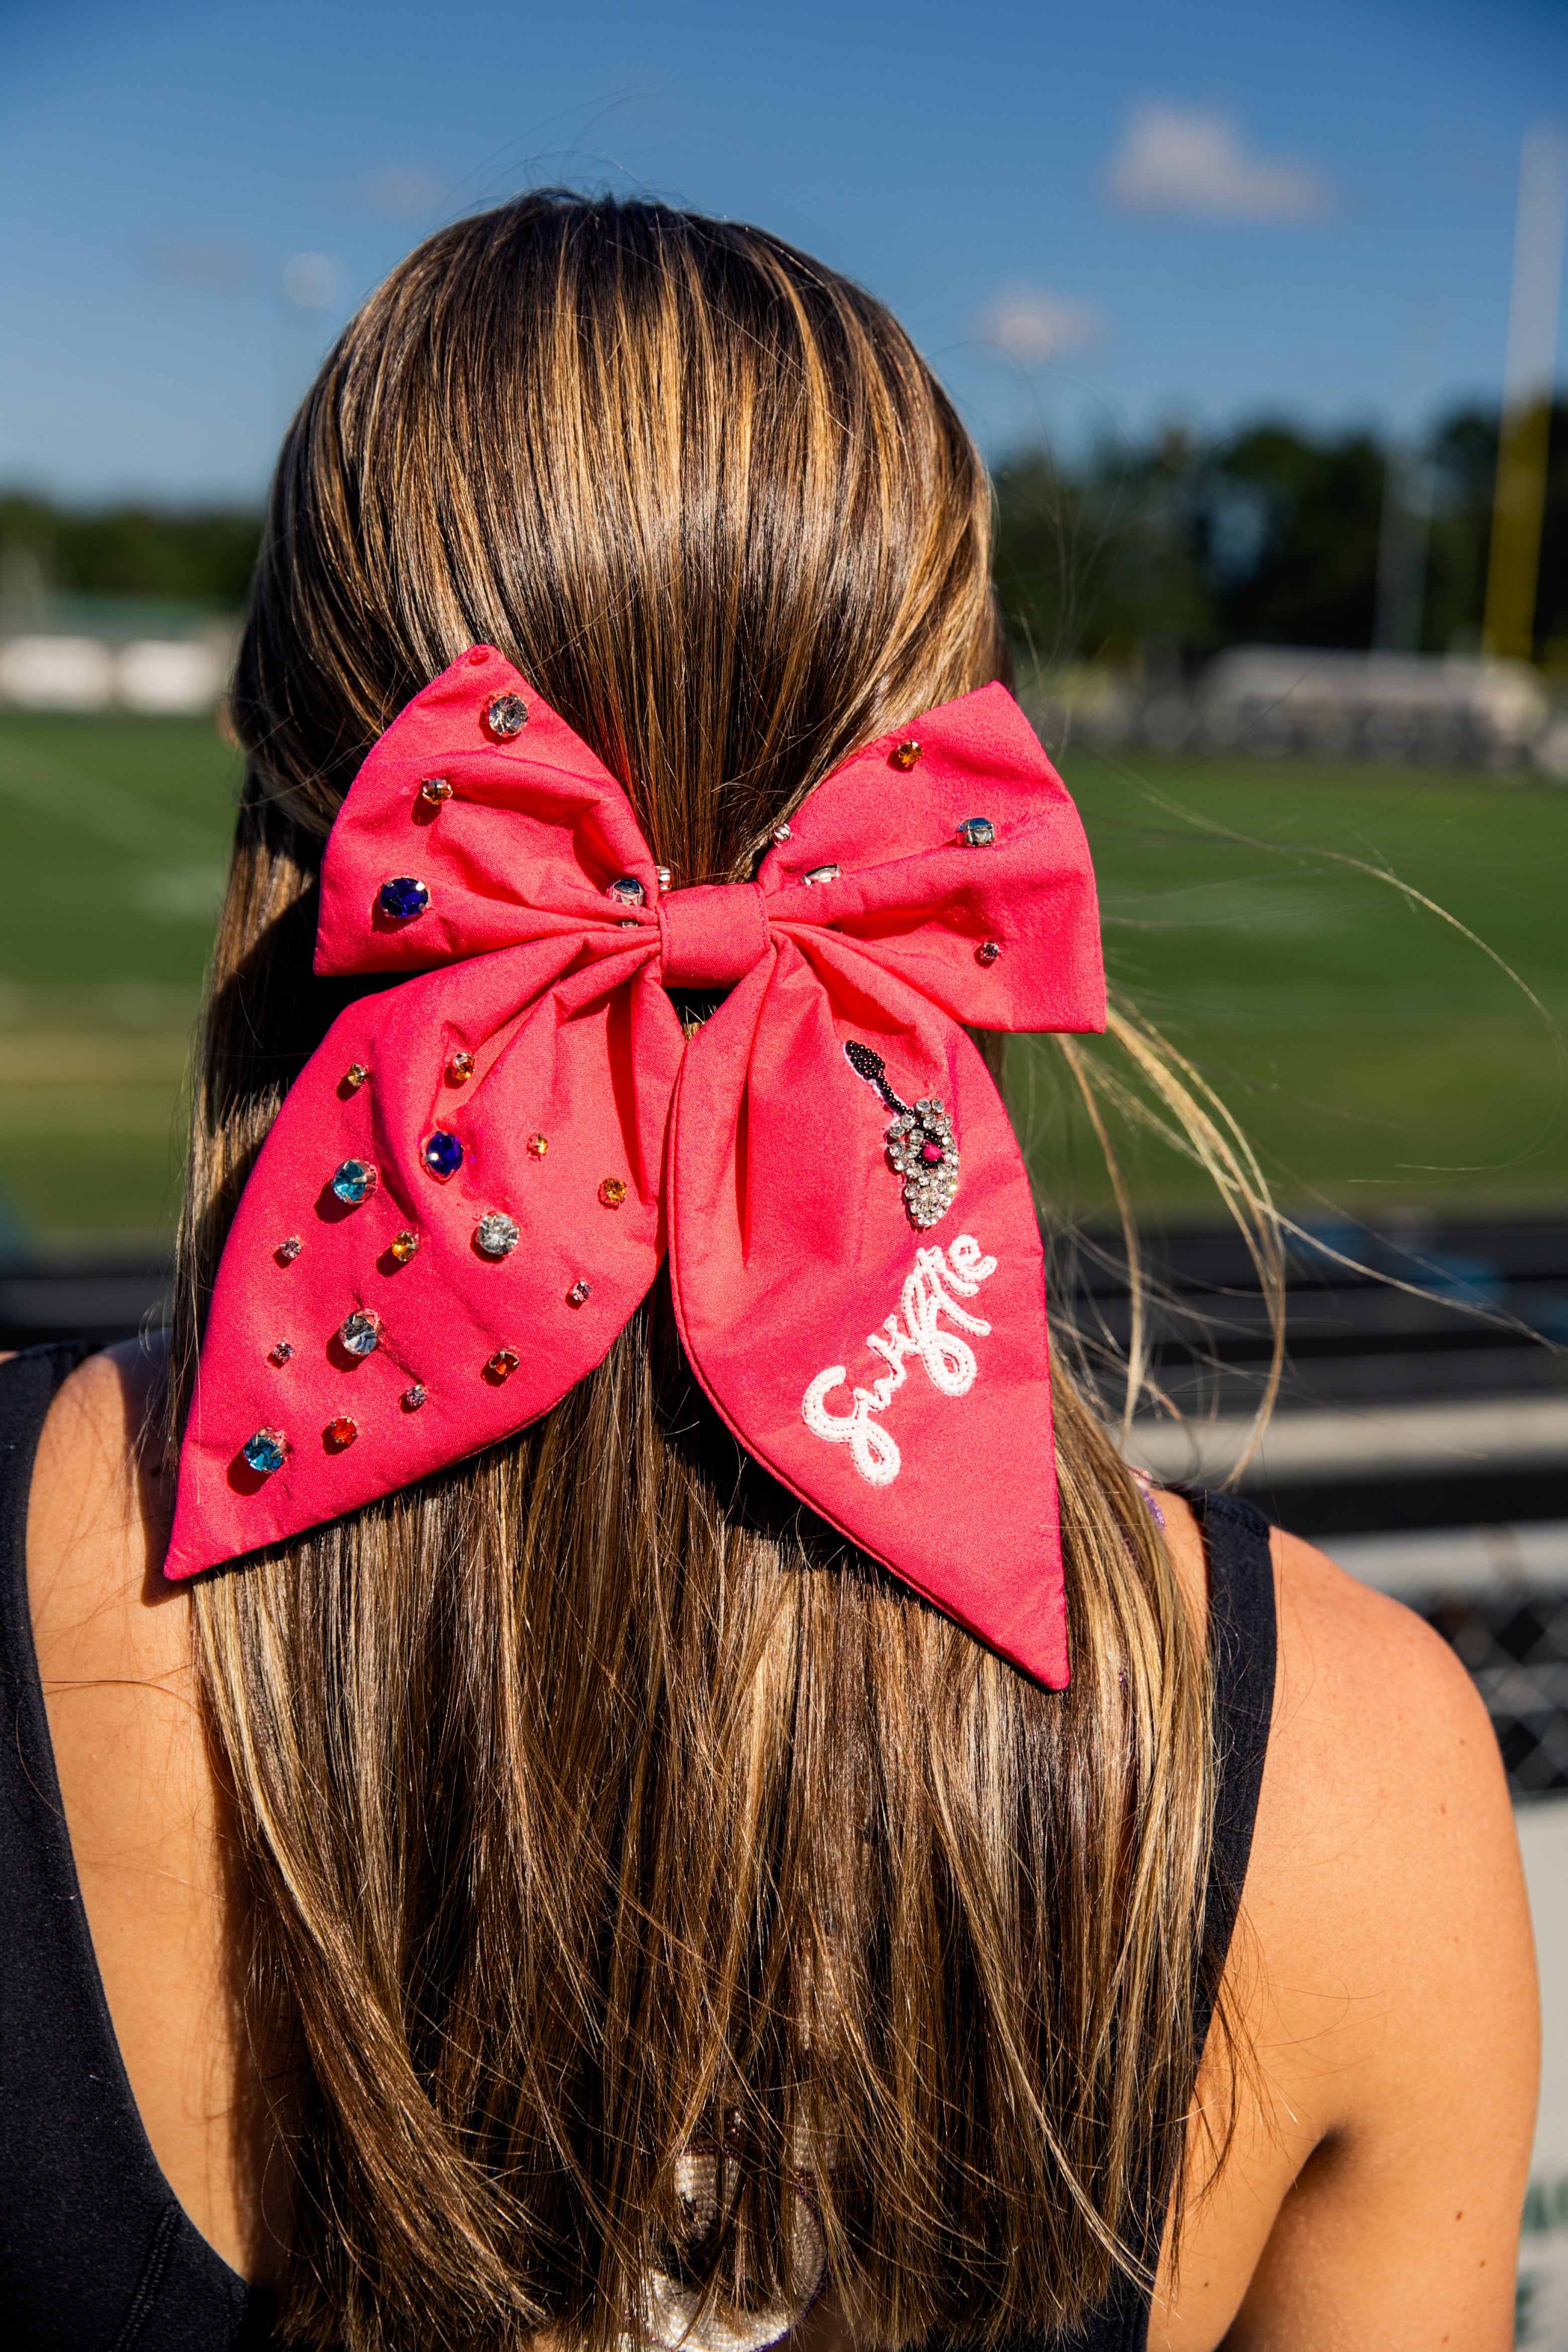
<box><xmin>166</xmin><ymin>645</ymin><xmax>1105</xmax><ymax>1687</ymax></box>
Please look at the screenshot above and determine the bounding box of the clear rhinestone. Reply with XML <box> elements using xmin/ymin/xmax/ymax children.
<box><xmin>402</xmin><ymin>1384</ymin><xmax>427</xmax><ymax>1410</ymax></box>
<box><xmin>608</xmin><ymin>875</ymin><xmax>646</xmax><ymax>906</ymax></box>
<box><xmin>275</xmin><ymin>1235</ymin><xmax>302</xmax><ymax>1265</ymax></box>
<box><xmin>656</xmin><ymin>866</ymin><xmax>672</xmax><ymax>888</ymax></box>
<box><xmin>268</xmin><ymin>1340</ymin><xmax>293</xmax><ymax>1367</ymax></box>
<box><xmin>977</xmin><ymin>939</ymin><xmax>1002</xmax><ymax>964</ymax></box>
<box><xmin>957</xmin><ymin>817</ymin><xmax>996</xmax><ymax>848</ymax></box>
<box><xmin>484</xmin><ymin>692</ymin><xmax>529</xmax><ymax>740</ymax></box>
<box><xmin>566</xmin><ymin>1279</ymin><xmax>592</xmax><ymax>1306</ymax></box>
<box><xmin>772</xmin><ymin>823</ymin><xmax>792</xmax><ymax>842</ymax></box>
<box><xmin>803</xmin><ymin>863</ymin><xmax>841</xmax><ymax>886</ymax></box>
<box><xmin>339</xmin><ymin>1307</ymin><xmax>381</xmax><ymax>1356</ymax></box>
<box><xmin>474</xmin><ymin>1211</ymin><xmax>520</xmax><ymax>1257</ymax></box>
<box><xmin>343</xmin><ymin>1061</ymin><xmax>369</xmax><ymax>1089</ymax></box>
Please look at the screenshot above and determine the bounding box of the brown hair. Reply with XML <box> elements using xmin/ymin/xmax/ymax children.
<box><xmin>174</xmin><ymin>193</ymin><xmax>1247</xmax><ymax>2352</ymax></box>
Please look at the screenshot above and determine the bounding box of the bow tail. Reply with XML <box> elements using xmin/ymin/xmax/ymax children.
<box><xmin>166</xmin><ymin>943</ymin><xmax>682</xmax><ymax>1581</ymax></box>
<box><xmin>666</xmin><ymin>942</ymin><xmax>1069</xmax><ymax>1688</ymax></box>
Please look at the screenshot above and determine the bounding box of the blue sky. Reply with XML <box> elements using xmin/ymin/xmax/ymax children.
<box><xmin>2</xmin><ymin>0</ymin><xmax>1564</xmax><ymax>502</ymax></box>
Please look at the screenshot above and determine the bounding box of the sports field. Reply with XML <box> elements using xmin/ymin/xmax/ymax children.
<box><xmin>1</xmin><ymin>713</ymin><xmax>1565</xmax><ymax>1240</ymax></box>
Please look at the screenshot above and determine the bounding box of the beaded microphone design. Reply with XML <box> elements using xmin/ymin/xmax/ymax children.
<box><xmin>843</xmin><ymin>1041</ymin><xmax>959</xmax><ymax>1229</ymax></box>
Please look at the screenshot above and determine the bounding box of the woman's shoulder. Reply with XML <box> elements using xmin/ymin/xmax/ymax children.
<box><xmin>1152</xmin><ymin>1494</ymin><xmax>1538</xmax><ymax>2348</ymax></box>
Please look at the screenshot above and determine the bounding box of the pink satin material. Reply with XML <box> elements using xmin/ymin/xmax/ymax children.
<box><xmin>165</xmin><ymin>645</ymin><xmax>1105</xmax><ymax>1688</ymax></box>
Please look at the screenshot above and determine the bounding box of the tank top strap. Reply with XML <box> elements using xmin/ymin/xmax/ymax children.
<box><xmin>1179</xmin><ymin>1486</ymin><xmax>1278</xmax><ymax>2029</ymax></box>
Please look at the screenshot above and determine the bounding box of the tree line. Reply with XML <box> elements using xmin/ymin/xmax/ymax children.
<box><xmin>3</xmin><ymin>400</ymin><xmax>1564</xmax><ymax>671</ymax></box>
<box><xmin>995</xmin><ymin>401</ymin><xmax>1566</xmax><ymax>672</ymax></box>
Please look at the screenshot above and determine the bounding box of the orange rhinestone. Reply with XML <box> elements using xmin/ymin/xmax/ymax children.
<box><xmin>326</xmin><ymin>1415</ymin><xmax>358</xmax><ymax>1448</ymax></box>
<box><xmin>526</xmin><ymin>1132</ymin><xmax>549</xmax><ymax>1159</ymax></box>
<box><xmin>891</xmin><ymin>739</ymin><xmax>922</xmax><ymax>771</ymax></box>
<box><xmin>447</xmin><ymin>1050</ymin><xmax>475</xmax><ymax>1084</ymax></box>
<box><xmin>485</xmin><ymin>1347</ymin><xmax>520</xmax><ymax>1381</ymax></box>
<box><xmin>419</xmin><ymin>776</ymin><xmax>453</xmax><ymax>805</ymax></box>
<box><xmin>599</xmin><ymin>1177</ymin><xmax>628</xmax><ymax>1209</ymax></box>
<box><xmin>390</xmin><ymin>1229</ymin><xmax>420</xmax><ymax>1264</ymax></box>
<box><xmin>343</xmin><ymin>1062</ymin><xmax>369</xmax><ymax>1089</ymax></box>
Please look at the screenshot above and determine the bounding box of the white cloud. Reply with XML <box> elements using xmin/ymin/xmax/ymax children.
<box><xmin>978</xmin><ymin>288</ymin><xmax>1102</xmax><ymax>365</ymax></box>
<box><xmin>1105</xmin><ymin>102</ymin><xmax>1333</xmax><ymax>221</ymax></box>
<box><xmin>355</xmin><ymin>165</ymin><xmax>449</xmax><ymax>217</ymax></box>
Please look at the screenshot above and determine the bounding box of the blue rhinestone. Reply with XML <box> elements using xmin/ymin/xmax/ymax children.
<box><xmin>378</xmin><ymin>875</ymin><xmax>430</xmax><ymax>920</ymax></box>
<box><xmin>243</xmin><ymin>1427</ymin><xmax>288</xmax><ymax>1476</ymax></box>
<box><xmin>424</xmin><ymin>1129</ymin><xmax>463</xmax><ymax>1179</ymax></box>
<box><xmin>331</xmin><ymin>1158</ymin><xmax>378</xmax><ymax>1205</ymax></box>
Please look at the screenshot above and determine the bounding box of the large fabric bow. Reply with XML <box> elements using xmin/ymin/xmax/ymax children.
<box><xmin>167</xmin><ymin>646</ymin><xmax>1104</xmax><ymax>1688</ymax></box>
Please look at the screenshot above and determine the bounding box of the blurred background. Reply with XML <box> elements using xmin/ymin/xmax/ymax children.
<box><xmin>2</xmin><ymin>0</ymin><xmax>1567</xmax><ymax>2330</ymax></box>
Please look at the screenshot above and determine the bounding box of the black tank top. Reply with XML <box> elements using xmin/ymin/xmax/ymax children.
<box><xmin>0</xmin><ymin>1343</ymin><xmax>1277</xmax><ymax>2352</ymax></box>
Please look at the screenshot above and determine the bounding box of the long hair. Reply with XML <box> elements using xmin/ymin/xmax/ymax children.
<box><xmin>172</xmin><ymin>193</ymin><xmax>1240</xmax><ymax>2352</ymax></box>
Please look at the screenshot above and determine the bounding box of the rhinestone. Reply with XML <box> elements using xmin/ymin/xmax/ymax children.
<box><xmin>242</xmin><ymin>1428</ymin><xmax>288</xmax><ymax>1475</ymax></box>
<box><xmin>891</xmin><ymin>739</ymin><xmax>922</xmax><ymax>771</ymax></box>
<box><xmin>598</xmin><ymin>1177</ymin><xmax>627</xmax><ymax>1209</ymax></box>
<box><xmin>343</xmin><ymin>1061</ymin><xmax>369</xmax><ymax>1090</ymax></box>
<box><xmin>485</xmin><ymin>1347</ymin><xmax>519</xmax><ymax>1381</ymax></box>
<box><xmin>803</xmin><ymin>863</ymin><xmax>841</xmax><ymax>886</ymax></box>
<box><xmin>401</xmin><ymin>1384</ymin><xmax>427</xmax><ymax>1411</ymax></box>
<box><xmin>331</xmin><ymin>1158</ymin><xmax>378</xmax><ymax>1205</ymax></box>
<box><xmin>389</xmin><ymin>1229</ymin><xmax>420</xmax><ymax>1264</ymax></box>
<box><xmin>474</xmin><ymin>1211</ymin><xmax>520</xmax><ymax>1257</ymax></box>
<box><xmin>772</xmin><ymin>823</ymin><xmax>792</xmax><ymax>843</ymax></box>
<box><xmin>566</xmin><ymin>1279</ymin><xmax>592</xmax><ymax>1306</ymax></box>
<box><xmin>326</xmin><ymin>1415</ymin><xmax>358</xmax><ymax>1448</ymax></box>
<box><xmin>656</xmin><ymin>866</ymin><xmax>672</xmax><ymax>888</ymax></box>
<box><xmin>526</xmin><ymin>1132</ymin><xmax>549</xmax><ymax>1159</ymax></box>
<box><xmin>618</xmin><ymin>918</ymin><xmax>641</xmax><ymax>929</ymax></box>
<box><xmin>419</xmin><ymin>776</ymin><xmax>453</xmax><ymax>805</ymax></box>
<box><xmin>957</xmin><ymin>817</ymin><xmax>996</xmax><ymax>848</ymax></box>
<box><xmin>275</xmin><ymin>1234</ymin><xmax>302</xmax><ymax>1265</ymax></box>
<box><xmin>268</xmin><ymin>1340</ymin><xmax>293</xmax><ymax>1367</ymax></box>
<box><xmin>424</xmin><ymin>1130</ymin><xmax>463</xmax><ymax>1179</ymax></box>
<box><xmin>339</xmin><ymin>1307</ymin><xmax>381</xmax><ymax>1357</ymax></box>
<box><xmin>920</xmin><ymin>1141</ymin><xmax>944</xmax><ymax>1166</ymax></box>
<box><xmin>977</xmin><ymin>939</ymin><xmax>1002</xmax><ymax>964</ymax></box>
<box><xmin>377</xmin><ymin>875</ymin><xmax>430</xmax><ymax>919</ymax></box>
<box><xmin>607</xmin><ymin>875</ymin><xmax>646</xmax><ymax>907</ymax></box>
<box><xmin>483</xmin><ymin>691</ymin><xmax>529</xmax><ymax>740</ymax></box>
<box><xmin>448</xmin><ymin>1050</ymin><xmax>475</xmax><ymax>1083</ymax></box>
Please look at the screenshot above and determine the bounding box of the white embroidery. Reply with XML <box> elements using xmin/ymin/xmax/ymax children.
<box><xmin>801</xmin><ymin>1234</ymin><xmax>999</xmax><ymax>1486</ymax></box>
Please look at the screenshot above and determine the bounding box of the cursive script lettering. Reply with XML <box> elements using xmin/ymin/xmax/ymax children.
<box><xmin>802</xmin><ymin>1234</ymin><xmax>999</xmax><ymax>1485</ymax></box>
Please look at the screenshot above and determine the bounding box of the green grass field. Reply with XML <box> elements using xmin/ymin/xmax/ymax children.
<box><xmin>2</xmin><ymin>714</ymin><xmax>1565</xmax><ymax>1239</ymax></box>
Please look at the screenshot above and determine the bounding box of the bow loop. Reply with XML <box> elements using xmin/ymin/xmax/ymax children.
<box><xmin>169</xmin><ymin>647</ymin><xmax>1106</xmax><ymax>1692</ymax></box>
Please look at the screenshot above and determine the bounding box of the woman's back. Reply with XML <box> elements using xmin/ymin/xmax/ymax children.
<box><xmin>8</xmin><ymin>1334</ymin><xmax>1535</xmax><ymax>2347</ymax></box>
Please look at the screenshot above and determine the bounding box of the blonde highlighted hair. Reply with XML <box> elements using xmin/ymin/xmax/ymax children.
<box><xmin>172</xmin><ymin>193</ymin><xmax>1276</xmax><ymax>2352</ymax></box>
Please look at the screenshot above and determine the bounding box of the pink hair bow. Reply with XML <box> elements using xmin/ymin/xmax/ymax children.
<box><xmin>167</xmin><ymin>646</ymin><xmax>1105</xmax><ymax>1688</ymax></box>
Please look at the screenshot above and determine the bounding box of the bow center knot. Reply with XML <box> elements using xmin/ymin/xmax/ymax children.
<box><xmin>657</xmin><ymin>881</ymin><xmax>771</xmax><ymax>992</ymax></box>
